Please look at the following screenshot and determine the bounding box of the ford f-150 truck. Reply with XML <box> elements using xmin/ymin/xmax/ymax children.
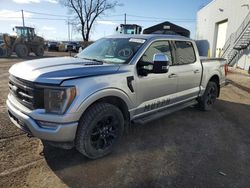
<box><xmin>7</xmin><ymin>34</ymin><xmax>226</xmax><ymax>159</ymax></box>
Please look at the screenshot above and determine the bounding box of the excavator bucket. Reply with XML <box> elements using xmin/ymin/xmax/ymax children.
<box><xmin>3</xmin><ymin>34</ymin><xmax>12</xmax><ymax>47</ymax></box>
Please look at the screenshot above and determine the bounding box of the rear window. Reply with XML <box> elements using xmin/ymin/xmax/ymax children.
<box><xmin>174</xmin><ymin>41</ymin><xmax>196</xmax><ymax>65</ymax></box>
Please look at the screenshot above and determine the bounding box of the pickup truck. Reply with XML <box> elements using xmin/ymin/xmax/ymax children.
<box><xmin>7</xmin><ymin>34</ymin><xmax>227</xmax><ymax>159</ymax></box>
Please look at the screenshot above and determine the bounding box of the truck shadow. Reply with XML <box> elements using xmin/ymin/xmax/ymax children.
<box><xmin>42</xmin><ymin>99</ymin><xmax>250</xmax><ymax>188</ymax></box>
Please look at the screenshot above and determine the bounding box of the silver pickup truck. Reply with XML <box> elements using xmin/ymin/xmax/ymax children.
<box><xmin>7</xmin><ymin>35</ymin><xmax>226</xmax><ymax>159</ymax></box>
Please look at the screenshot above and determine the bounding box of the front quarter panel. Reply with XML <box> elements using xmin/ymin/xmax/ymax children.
<box><xmin>61</xmin><ymin>65</ymin><xmax>136</xmax><ymax>119</ymax></box>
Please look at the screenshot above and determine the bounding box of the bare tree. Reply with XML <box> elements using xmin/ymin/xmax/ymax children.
<box><xmin>61</xmin><ymin>0</ymin><xmax>119</xmax><ymax>41</ymax></box>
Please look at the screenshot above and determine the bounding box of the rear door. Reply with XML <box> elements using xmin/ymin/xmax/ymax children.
<box><xmin>171</xmin><ymin>40</ymin><xmax>202</xmax><ymax>102</ymax></box>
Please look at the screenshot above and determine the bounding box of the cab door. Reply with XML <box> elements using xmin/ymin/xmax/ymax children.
<box><xmin>133</xmin><ymin>40</ymin><xmax>178</xmax><ymax>117</ymax></box>
<box><xmin>171</xmin><ymin>40</ymin><xmax>202</xmax><ymax>102</ymax></box>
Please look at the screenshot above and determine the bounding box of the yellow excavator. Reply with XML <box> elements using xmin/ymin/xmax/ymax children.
<box><xmin>0</xmin><ymin>26</ymin><xmax>45</xmax><ymax>58</ymax></box>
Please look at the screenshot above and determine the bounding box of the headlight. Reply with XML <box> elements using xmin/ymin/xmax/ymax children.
<box><xmin>44</xmin><ymin>87</ymin><xmax>76</xmax><ymax>114</ymax></box>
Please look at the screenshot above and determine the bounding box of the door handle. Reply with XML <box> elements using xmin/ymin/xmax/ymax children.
<box><xmin>168</xmin><ymin>73</ymin><xmax>178</xmax><ymax>78</ymax></box>
<box><xmin>194</xmin><ymin>70</ymin><xmax>200</xmax><ymax>74</ymax></box>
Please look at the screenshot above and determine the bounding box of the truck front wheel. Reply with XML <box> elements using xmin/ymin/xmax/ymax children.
<box><xmin>76</xmin><ymin>103</ymin><xmax>124</xmax><ymax>159</ymax></box>
<box><xmin>34</xmin><ymin>45</ymin><xmax>44</xmax><ymax>57</ymax></box>
<box><xmin>198</xmin><ymin>81</ymin><xmax>218</xmax><ymax>111</ymax></box>
<box><xmin>15</xmin><ymin>44</ymin><xmax>28</xmax><ymax>58</ymax></box>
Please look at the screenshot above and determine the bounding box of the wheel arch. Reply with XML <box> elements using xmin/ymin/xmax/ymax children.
<box><xmin>76</xmin><ymin>89</ymin><xmax>133</xmax><ymax>126</ymax></box>
<box><xmin>91</xmin><ymin>96</ymin><xmax>130</xmax><ymax>125</ymax></box>
<box><xmin>208</xmin><ymin>74</ymin><xmax>220</xmax><ymax>97</ymax></box>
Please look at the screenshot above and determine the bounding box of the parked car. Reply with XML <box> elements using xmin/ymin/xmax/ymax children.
<box><xmin>7</xmin><ymin>34</ymin><xmax>227</xmax><ymax>159</ymax></box>
<box><xmin>65</xmin><ymin>41</ymin><xmax>80</xmax><ymax>52</ymax></box>
<box><xmin>0</xmin><ymin>34</ymin><xmax>3</xmax><ymax>45</ymax></box>
<box><xmin>58</xmin><ymin>42</ymin><xmax>66</xmax><ymax>52</ymax></box>
<box><xmin>47</xmin><ymin>41</ymin><xmax>59</xmax><ymax>51</ymax></box>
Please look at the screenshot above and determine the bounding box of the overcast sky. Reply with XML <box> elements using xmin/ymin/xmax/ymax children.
<box><xmin>0</xmin><ymin>0</ymin><xmax>212</xmax><ymax>41</ymax></box>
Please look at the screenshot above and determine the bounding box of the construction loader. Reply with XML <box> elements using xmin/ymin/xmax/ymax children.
<box><xmin>0</xmin><ymin>26</ymin><xmax>45</xmax><ymax>58</ymax></box>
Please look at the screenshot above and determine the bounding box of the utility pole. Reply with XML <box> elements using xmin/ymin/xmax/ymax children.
<box><xmin>67</xmin><ymin>18</ymin><xmax>70</xmax><ymax>41</ymax></box>
<box><xmin>71</xmin><ymin>25</ymin><xmax>73</xmax><ymax>41</ymax></box>
<box><xmin>124</xmin><ymin>13</ymin><xmax>126</xmax><ymax>25</ymax></box>
<box><xmin>67</xmin><ymin>18</ymin><xmax>71</xmax><ymax>56</ymax></box>
<box><xmin>21</xmin><ymin>10</ymin><xmax>25</xmax><ymax>27</ymax></box>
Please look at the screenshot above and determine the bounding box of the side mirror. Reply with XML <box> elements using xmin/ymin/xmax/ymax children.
<box><xmin>152</xmin><ymin>54</ymin><xmax>170</xmax><ymax>74</ymax></box>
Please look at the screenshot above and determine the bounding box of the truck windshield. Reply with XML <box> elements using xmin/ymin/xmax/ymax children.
<box><xmin>76</xmin><ymin>38</ymin><xmax>146</xmax><ymax>64</ymax></box>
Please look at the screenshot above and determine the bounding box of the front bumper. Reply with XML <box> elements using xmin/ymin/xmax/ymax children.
<box><xmin>7</xmin><ymin>99</ymin><xmax>78</xmax><ymax>142</ymax></box>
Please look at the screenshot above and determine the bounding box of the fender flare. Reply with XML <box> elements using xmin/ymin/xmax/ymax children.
<box><xmin>75</xmin><ymin>88</ymin><xmax>134</xmax><ymax>117</ymax></box>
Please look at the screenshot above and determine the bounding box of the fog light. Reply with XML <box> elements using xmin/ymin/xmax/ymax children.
<box><xmin>37</xmin><ymin>120</ymin><xmax>59</xmax><ymax>130</ymax></box>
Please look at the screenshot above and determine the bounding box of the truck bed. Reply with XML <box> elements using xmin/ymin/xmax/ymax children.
<box><xmin>199</xmin><ymin>56</ymin><xmax>227</xmax><ymax>96</ymax></box>
<box><xmin>200</xmin><ymin>56</ymin><xmax>226</xmax><ymax>63</ymax></box>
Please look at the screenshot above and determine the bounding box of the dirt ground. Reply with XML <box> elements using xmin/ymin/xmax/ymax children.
<box><xmin>0</xmin><ymin>53</ymin><xmax>250</xmax><ymax>188</ymax></box>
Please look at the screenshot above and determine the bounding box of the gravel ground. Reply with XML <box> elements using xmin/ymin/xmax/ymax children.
<box><xmin>0</xmin><ymin>54</ymin><xmax>249</xmax><ymax>188</ymax></box>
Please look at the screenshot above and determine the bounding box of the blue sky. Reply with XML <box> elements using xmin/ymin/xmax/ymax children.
<box><xmin>0</xmin><ymin>0</ymin><xmax>212</xmax><ymax>41</ymax></box>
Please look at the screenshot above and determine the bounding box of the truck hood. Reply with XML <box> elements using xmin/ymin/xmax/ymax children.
<box><xmin>9</xmin><ymin>57</ymin><xmax>122</xmax><ymax>85</ymax></box>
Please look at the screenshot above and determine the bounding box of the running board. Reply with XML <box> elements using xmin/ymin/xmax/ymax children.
<box><xmin>132</xmin><ymin>100</ymin><xmax>198</xmax><ymax>125</ymax></box>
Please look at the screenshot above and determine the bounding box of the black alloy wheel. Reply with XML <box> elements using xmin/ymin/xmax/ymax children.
<box><xmin>76</xmin><ymin>103</ymin><xmax>124</xmax><ymax>159</ymax></box>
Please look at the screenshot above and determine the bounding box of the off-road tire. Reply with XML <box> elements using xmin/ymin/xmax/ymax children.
<box><xmin>0</xmin><ymin>46</ymin><xmax>6</xmax><ymax>57</ymax></box>
<box><xmin>0</xmin><ymin>44</ymin><xmax>12</xmax><ymax>57</ymax></box>
<box><xmin>198</xmin><ymin>81</ymin><xmax>218</xmax><ymax>111</ymax></box>
<box><xmin>15</xmin><ymin>44</ymin><xmax>28</xmax><ymax>58</ymax></box>
<box><xmin>6</xmin><ymin>47</ymin><xmax>12</xmax><ymax>57</ymax></box>
<box><xmin>76</xmin><ymin>103</ymin><xmax>124</xmax><ymax>159</ymax></box>
<box><xmin>34</xmin><ymin>45</ymin><xmax>44</xmax><ymax>57</ymax></box>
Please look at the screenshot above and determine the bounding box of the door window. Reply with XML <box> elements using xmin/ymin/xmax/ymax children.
<box><xmin>141</xmin><ymin>41</ymin><xmax>172</xmax><ymax>65</ymax></box>
<box><xmin>173</xmin><ymin>41</ymin><xmax>196</xmax><ymax>65</ymax></box>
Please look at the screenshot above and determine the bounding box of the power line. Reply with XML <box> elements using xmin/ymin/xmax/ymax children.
<box><xmin>127</xmin><ymin>14</ymin><xmax>196</xmax><ymax>21</ymax></box>
<box><xmin>24</xmin><ymin>10</ymin><xmax>124</xmax><ymax>18</ymax></box>
<box><xmin>27</xmin><ymin>17</ymin><xmax>69</xmax><ymax>20</ymax></box>
<box><xmin>0</xmin><ymin>10</ymin><xmax>20</xmax><ymax>15</ymax></box>
<box><xmin>97</xmin><ymin>19</ymin><xmax>195</xmax><ymax>23</ymax></box>
<box><xmin>1</xmin><ymin>17</ymin><xmax>196</xmax><ymax>23</ymax></box>
<box><xmin>101</xmin><ymin>14</ymin><xmax>124</xmax><ymax>17</ymax></box>
<box><xmin>24</xmin><ymin>10</ymin><xmax>71</xmax><ymax>18</ymax></box>
<box><xmin>1</xmin><ymin>10</ymin><xmax>196</xmax><ymax>22</ymax></box>
<box><xmin>19</xmin><ymin>10</ymin><xmax>197</xmax><ymax>21</ymax></box>
<box><xmin>2</xmin><ymin>16</ymin><xmax>68</xmax><ymax>21</ymax></box>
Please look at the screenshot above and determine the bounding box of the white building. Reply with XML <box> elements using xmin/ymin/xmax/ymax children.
<box><xmin>196</xmin><ymin>0</ymin><xmax>250</xmax><ymax>70</ymax></box>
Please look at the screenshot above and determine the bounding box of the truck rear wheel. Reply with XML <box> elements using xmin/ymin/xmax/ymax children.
<box><xmin>0</xmin><ymin>46</ymin><xmax>7</xmax><ymax>57</ymax></box>
<box><xmin>6</xmin><ymin>47</ymin><xmax>12</xmax><ymax>57</ymax></box>
<box><xmin>15</xmin><ymin>44</ymin><xmax>28</xmax><ymax>58</ymax></box>
<box><xmin>34</xmin><ymin>45</ymin><xmax>44</xmax><ymax>57</ymax></box>
<box><xmin>76</xmin><ymin>103</ymin><xmax>124</xmax><ymax>159</ymax></box>
<box><xmin>198</xmin><ymin>81</ymin><xmax>218</xmax><ymax>111</ymax></box>
<box><xmin>0</xmin><ymin>44</ymin><xmax>12</xmax><ymax>57</ymax></box>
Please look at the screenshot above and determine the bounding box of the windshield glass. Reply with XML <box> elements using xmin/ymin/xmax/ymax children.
<box><xmin>16</xmin><ymin>28</ymin><xmax>27</xmax><ymax>37</ymax></box>
<box><xmin>76</xmin><ymin>38</ymin><xmax>146</xmax><ymax>64</ymax></box>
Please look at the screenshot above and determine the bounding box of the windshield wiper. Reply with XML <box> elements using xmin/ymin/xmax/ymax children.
<box><xmin>81</xmin><ymin>57</ymin><xmax>105</xmax><ymax>64</ymax></box>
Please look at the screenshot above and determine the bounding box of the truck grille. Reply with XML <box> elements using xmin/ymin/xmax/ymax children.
<box><xmin>9</xmin><ymin>75</ymin><xmax>44</xmax><ymax>109</ymax></box>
